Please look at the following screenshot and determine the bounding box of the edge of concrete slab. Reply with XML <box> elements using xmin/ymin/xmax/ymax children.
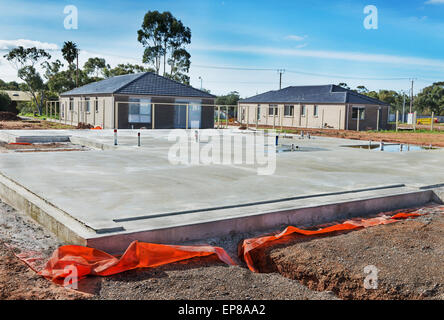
<box><xmin>1</xmin><ymin>164</ymin><xmax>442</xmax><ymax>253</ymax></box>
<box><xmin>69</xmin><ymin>136</ymin><xmax>118</xmax><ymax>151</ymax></box>
<box><xmin>0</xmin><ymin>131</ymin><xmax>71</xmax><ymax>143</ymax></box>
<box><xmin>87</xmin><ymin>187</ymin><xmax>439</xmax><ymax>253</ymax></box>
<box><xmin>0</xmin><ymin>172</ymin><xmax>93</xmax><ymax>245</ymax></box>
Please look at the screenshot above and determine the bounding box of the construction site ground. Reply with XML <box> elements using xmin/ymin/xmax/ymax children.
<box><xmin>0</xmin><ymin>199</ymin><xmax>337</xmax><ymax>300</ymax></box>
<box><xmin>0</xmin><ymin>119</ymin><xmax>75</xmax><ymax>130</ymax></box>
<box><xmin>2</xmin><ymin>197</ymin><xmax>443</xmax><ymax>300</ymax></box>
<box><xmin>275</xmin><ymin>126</ymin><xmax>444</xmax><ymax>147</ymax></box>
<box><xmin>0</xmin><ymin>121</ymin><xmax>443</xmax><ymax>301</ymax></box>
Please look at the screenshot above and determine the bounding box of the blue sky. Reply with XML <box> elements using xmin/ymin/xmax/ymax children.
<box><xmin>1</xmin><ymin>0</ymin><xmax>444</xmax><ymax>97</ymax></box>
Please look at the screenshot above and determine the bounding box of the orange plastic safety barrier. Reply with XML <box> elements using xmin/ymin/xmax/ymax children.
<box><xmin>90</xmin><ymin>126</ymin><xmax>103</xmax><ymax>130</ymax></box>
<box><xmin>8</xmin><ymin>142</ymin><xmax>32</xmax><ymax>145</ymax></box>
<box><xmin>38</xmin><ymin>240</ymin><xmax>236</xmax><ymax>284</ymax></box>
<box><xmin>239</xmin><ymin>212</ymin><xmax>423</xmax><ymax>272</ymax></box>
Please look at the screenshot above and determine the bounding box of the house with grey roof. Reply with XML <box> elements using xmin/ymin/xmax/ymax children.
<box><xmin>59</xmin><ymin>72</ymin><xmax>215</xmax><ymax>129</ymax></box>
<box><xmin>238</xmin><ymin>85</ymin><xmax>390</xmax><ymax>131</ymax></box>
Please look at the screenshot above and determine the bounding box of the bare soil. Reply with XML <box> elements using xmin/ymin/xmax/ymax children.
<box><xmin>253</xmin><ymin>205</ymin><xmax>444</xmax><ymax>300</ymax></box>
<box><xmin>0</xmin><ymin>119</ymin><xmax>75</xmax><ymax>130</ymax></box>
<box><xmin>282</xmin><ymin>127</ymin><xmax>444</xmax><ymax>147</ymax></box>
<box><xmin>0</xmin><ymin>141</ymin><xmax>87</xmax><ymax>153</ymax></box>
<box><xmin>0</xmin><ymin>199</ymin><xmax>336</xmax><ymax>300</ymax></box>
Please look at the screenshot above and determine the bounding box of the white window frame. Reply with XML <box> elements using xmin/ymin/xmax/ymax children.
<box><xmin>85</xmin><ymin>97</ymin><xmax>91</xmax><ymax>113</ymax></box>
<box><xmin>128</xmin><ymin>97</ymin><xmax>152</xmax><ymax>123</ymax></box>
<box><xmin>269</xmin><ymin>104</ymin><xmax>278</xmax><ymax>116</ymax></box>
<box><xmin>313</xmin><ymin>105</ymin><xmax>319</xmax><ymax>117</ymax></box>
<box><xmin>284</xmin><ymin>105</ymin><xmax>294</xmax><ymax>117</ymax></box>
<box><xmin>352</xmin><ymin>106</ymin><xmax>366</xmax><ymax>120</ymax></box>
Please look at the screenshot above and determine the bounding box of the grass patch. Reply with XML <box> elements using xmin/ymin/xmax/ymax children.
<box><xmin>19</xmin><ymin>113</ymin><xmax>60</xmax><ymax>120</ymax></box>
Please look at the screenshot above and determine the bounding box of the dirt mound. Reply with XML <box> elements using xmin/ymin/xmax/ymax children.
<box><xmin>255</xmin><ymin>205</ymin><xmax>444</xmax><ymax>300</ymax></box>
<box><xmin>76</xmin><ymin>122</ymin><xmax>94</xmax><ymax>129</ymax></box>
<box><xmin>0</xmin><ymin>112</ymin><xmax>21</xmax><ymax>121</ymax></box>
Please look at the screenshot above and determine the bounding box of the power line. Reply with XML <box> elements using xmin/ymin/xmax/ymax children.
<box><xmin>193</xmin><ymin>64</ymin><xmax>276</xmax><ymax>72</ymax></box>
<box><xmin>192</xmin><ymin>63</ymin><xmax>416</xmax><ymax>82</ymax></box>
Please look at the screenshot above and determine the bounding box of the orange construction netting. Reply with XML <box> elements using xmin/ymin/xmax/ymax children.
<box><xmin>238</xmin><ymin>212</ymin><xmax>423</xmax><ymax>272</ymax></box>
<box><xmin>10</xmin><ymin>211</ymin><xmax>425</xmax><ymax>286</ymax></box>
<box><xmin>8</xmin><ymin>142</ymin><xmax>33</xmax><ymax>145</ymax></box>
<box><xmin>38</xmin><ymin>240</ymin><xmax>236</xmax><ymax>285</ymax></box>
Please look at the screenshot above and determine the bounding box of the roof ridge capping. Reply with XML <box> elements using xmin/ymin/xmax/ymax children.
<box><xmin>345</xmin><ymin>87</ymin><xmax>390</xmax><ymax>106</ymax></box>
<box><xmin>114</xmin><ymin>72</ymin><xmax>149</xmax><ymax>94</ymax></box>
<box><xmin>116</xmin><ymin>71</ymin><xmax>216</xmax><ymax>98</ymax></box>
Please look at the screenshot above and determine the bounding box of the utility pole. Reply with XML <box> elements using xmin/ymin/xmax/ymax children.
<box><xmin>277</xmin><ymin>69</ymin><xmax>285</xmax><ymax>90</ymax></box>
<box><xmin>76</xmin><ymin>52</ymin><xmax>79</xmax><ymax>87</ymax></box>
<box><xmin>409</xmin><ymin>78</ymin><xmax>415</xmax><ymax>114</ymax></box>
<box><xmin>402</xmin><ymin>90</ymin><xmax>406</xmax><ymax>123</ymax></box>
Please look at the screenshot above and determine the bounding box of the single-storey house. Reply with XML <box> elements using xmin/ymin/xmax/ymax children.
<box><xmin>59</xmin><ymin>72</ymin><xmax>216</xmax><ymax>129</ymax></box>
<box><xmin>238</xmin><ymin>85</ymin><xmax>390</xmax><ymax>131</ymax></box>
<box><xmin>3</xmin><ymin>90</ymin><xmax>33</xmax><ymax>102</ymax></box>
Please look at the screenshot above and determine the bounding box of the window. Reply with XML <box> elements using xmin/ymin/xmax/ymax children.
<box><xmin>352</xmin><ymin>107</ymin><xmax>365</xmax><ymax>120</ymax></box>
<box><xmin>95</xmin><ymin>99</ymin><xmax>99</xmax><ymax>113</ymax></box>
<box><xmin>69</xmin><ymin>98</ymin><xmax>74</xmax><ymax>111</ymax></box>
<box><xmin>174</xmin><ymin>100</ymin><xmax>202</xmax><ymax>128</ymax></box>
<box><xmin>301</xmin><ymin>105</ymin><xmax>306</xmax><ymax>117</ymax></box>
<box><xmin>129</xmin><ymin>98</ymin><xmax>152</xmax><ymax>123</ymax></box>
<box><xmin>284</xmin><ymin>105</ymin><xmax>294</xmax><ymax>117</ymax></box>
<box><xmin>257</xmin><ymin>105</ymin><xmax>261</xmax><ymax>121</ymax></box>
<box><xmin>85</xmin><ymin>97</ymin><xmax>90</xmax><ymax>112</ymax></box>
<box><xmin>313</xmin><ymin>105</ymin><xmax>319</xmax><ymax>117</ymax></box>
<box><xmin>269</xmin><ymin>105</ymin><xmax>278</xmax><ymax>116</ymax></box>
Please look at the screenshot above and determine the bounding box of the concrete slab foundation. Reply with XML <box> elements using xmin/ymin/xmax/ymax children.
<box><xmin>0</xmin><ymin>129</ymin><xmax>443</xmax><ymax>253</ymax></box>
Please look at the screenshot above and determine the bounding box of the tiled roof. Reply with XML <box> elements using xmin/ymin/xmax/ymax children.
<box><xmin>60</xmin><ymin>72</ymin><xmax>215</xmax><ymax>98</ymax></box>
<box><xmin>2</xmin><ymin>90</ymin><xmax>33</xmax><ymax>101</ymax></box>
<box><xmin>239</xmin><ymin>85</ymin><xmax>389</xmax><ymax>106</ymax></box>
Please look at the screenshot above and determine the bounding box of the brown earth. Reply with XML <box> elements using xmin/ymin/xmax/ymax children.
<box><xmin>251</xmin><ymin>205</ymin><xmax>444</xmax><ymax>300</ymax></box>
<box><xmin>0</xmin><ymin>199</ymin><xmax>336</xmax><ymax>300</ymax></box>
<box><xmin>0</xmin><ymin>112</ymin><xmax>21</xmax><ymax>121</ymax></box>
<box><xmin>0</xmin><ymin>141</ymin><xmax>87</xmax><ymax>153</ymax></box>
<box><xmin>0</xmin><ymin>119</ymin><xmax>75</xmax><ymax>130</ymax></box>
<box><xmin>277</xmin><ymin>127</ymin><xmax>444</xmax><ymax>147</ymax></box>
<box><xmin>0</xmin><ymin>242</ymin><xmax>87</xmax><ymax>300</ymax></box>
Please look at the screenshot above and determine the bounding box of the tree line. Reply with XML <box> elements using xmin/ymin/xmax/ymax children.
<box><xmin>2</xmin><ymin>9</ymin><xmax>443</xmax><ymax>117</ymax></box>
<box><xmin>1</xmin><ymin>10</ymin><xmax>192</xmax><ymax>115</ymax></box>
<box><xmin>338</xmin><ymin>83</ymin><xmax>444</xmax><ymax>116</ymax></box>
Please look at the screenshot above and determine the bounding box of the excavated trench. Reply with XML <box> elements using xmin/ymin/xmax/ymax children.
<box><xmin>245</xmin><ymin>205</ymin><xmax>444</xmax><ymax>300</ymax></box>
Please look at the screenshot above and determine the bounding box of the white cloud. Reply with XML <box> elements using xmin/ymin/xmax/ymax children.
<box><xmin>194</xmin><ymin>44</ymin><xmax>444</xmax><ymax>69</ymax></box>
<box><xmin>0</xmin><ymin>47</ymin><xmax>142</xmax><ymax>82</ymax></box>
<box><xmin>285</xmin><ymin>35</ymin><xmax>307</xmax><ymax>41</ymax></box>
<box><xmin>0</xmin><ymin>39</ymin><xmax>59</xmax><ymax>50</ymax></box>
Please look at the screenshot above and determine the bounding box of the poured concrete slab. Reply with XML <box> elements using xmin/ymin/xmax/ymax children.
<box><xmin>0</xmin><ymin>129</ymin><xmax>443</xmax><ymax>252</ymax></box>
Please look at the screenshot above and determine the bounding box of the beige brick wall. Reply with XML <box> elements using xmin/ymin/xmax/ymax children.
<box><xmin>238</xmin><ymin>103</ymin><xmax>347</xmax><ymax>129</ymax></box>
<box><xmin>60</xmin><ymin>96</ymin><xmax>114</xmax><ymax>129</ymax></box>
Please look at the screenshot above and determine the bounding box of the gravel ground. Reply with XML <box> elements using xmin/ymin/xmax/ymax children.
<box><xmin>0</xmin><ymin>199</ymin><xmax>336</xmax><ymax>300</ymax></box>
<box><xmin>252</xmin><ymin>205</ymin><xmax>444</xmax><ymax>300</ymax></box>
